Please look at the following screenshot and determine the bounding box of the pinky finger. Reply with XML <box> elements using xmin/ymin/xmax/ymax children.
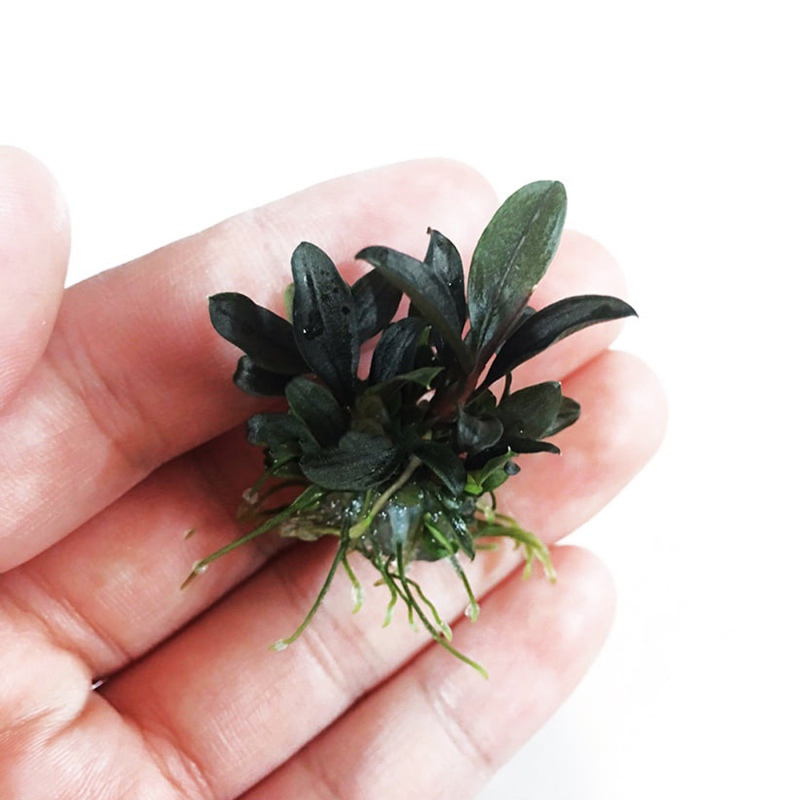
<box><xmin>248</xmin><ymin>546</ymin><xmax>615</xmax><ymax>800</ymax></box>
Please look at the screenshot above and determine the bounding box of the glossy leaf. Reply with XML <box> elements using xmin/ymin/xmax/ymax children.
<box><xmin>456</xmin><ymin>407</ymin><xmax>503</xmax><ymax>454</ymax></box>
<box><xmin>467</xmin><ymin>181</ymin><xmax>567</xmax><ymax>367</ymax></box>
<box><xmin>485</xmin><ymin>295</ymin><xmax>637</xmax><ymax>386</ymax></box>
<box><xmin>425</xmin><ymin>500</ymin><xmax>475</xmax><ymax>559</ymax></box>
<box><xmin>415</xmin><ymin>440</ymin><xmax>467</xmax><ymax>496</ymax></box>
<box><xmin>464</xmin><ymin>387</ymin><xmax>497</xmax><ymax>416</ymax></box>
<box><xmin>445</xmin><ymin>507</ymin><xmax>476</xmax><ymax>559</ymax></box>
<box><xmin>356</xmin><ymin>246</ymin><xmax>473</xmax><ymax>373</ymax></box>
<box><xmin>234</xmin><ymin>355</ymin><xmax>292</xmax><ymax>396</ymax></box>
<box><xmin>369</xmin><ymin>317</ymin><xmax>427</xmax><ymax>385</ymax></box>
<box><xmin>508</xmin><ymin>439</ymin><xmax>561</xmax><ymax>454</ymax></box>
<box><xmin>209</xmin><ymin>293</ymin><xmax>306</xmax><ymax>374</ymax></box>
<box><xmin>496</xmin><ymin>381</ymin><xmax>564</xmax><ymax>446</ymax></box>
<box><xmin>351</xmin><ymin>270</ymin><xmax>403</xmax><ymax>342</ymax></box>
<box><xmin>542</xmin><ymin>396</ymin><xmax>581</xmax><ymax>438</ymax></box>
<box><xmin>291</xmin><ymin>242</ymin><xmax>360</xmax><ymax>405</ymax></box>
<box><xmin>424</xmin><ymin>229</ymin><xmax>466</xmax><ymax>329</ymax></box>
<box><xmin>285</xmin><ymin>376</ymin><xmax>347</xmax><ymax>447</ymax></box>
<box><xmin>300</xmin><ymin>432</ymin><xmax>404</xmax><ymax>490</ymax></box>
<box><xmin>481</xmin><ymin>463</ymin><xmax>513</xmax><ymax>493</ymax></box>
<box><xmin>472</xmin><ymin>449</ymin><xmax>515</xmax><ymax>491</ymax></box>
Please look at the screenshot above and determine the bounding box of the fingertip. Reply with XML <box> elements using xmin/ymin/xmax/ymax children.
<box><xmin>548</xmin><ymin>544</ymin><xmax>617</xmax><ymax>644</ymax></box>
<box><xmin>0</xmin><ymin>147</ymin><xmax>71</xmax><ymax>406</ymax></box>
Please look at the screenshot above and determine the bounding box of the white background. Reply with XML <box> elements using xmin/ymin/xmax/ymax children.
<box><xmin>2</xmin><ymin>2</ymin><xmax>798</xmax><ymax>797</ymax></box>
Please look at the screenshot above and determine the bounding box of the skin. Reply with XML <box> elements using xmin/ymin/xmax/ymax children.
<box><xmin>0</xmin><ymin>146</ymin><xmax>666</xmax><ymax>799</ymax></box>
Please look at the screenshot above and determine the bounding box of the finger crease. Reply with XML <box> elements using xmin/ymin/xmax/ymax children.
<box><xmin>121</xmin><ymin>709</ymin><xmax>216</xmax><ymax>800</ymax></box>
<box><xmin>275</xmin><ymin>558</ymin><xmax>379</xmax><ymax>702</ymax></box>
<box><xmin>45</xmin><ymin>334</ymin><xmax>170</xmax><ymax>479</ymax></box>
<box><xmin>1</xmin><ymin>568</ymin><xmax>131</xmax><ymax>676</ymax></box>
<box><xmin>417</xmin><ymin>671</ymin><xmax>495</xmax><ymax>780</ymax></box>
<box><xmin>299</xmin><ymin>745</ymin><xmax>353</xmax><ymax>800</ymax></box>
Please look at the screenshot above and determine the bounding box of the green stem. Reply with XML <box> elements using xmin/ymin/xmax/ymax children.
<box><xmin>391</xmin><ymin>573</ymin><xmax>453</xmax><ymax>641</ymax></box>
<box><xmin>424</xmin><ymin>516</ymin><xmax>456</xmax><ymax>556</ymax></box>
<box><xmin>375</xmin><ymin>561</ymin><xmax>400</xmax><ymax>627</ymax></box>
<box><xmin>448</xmin><ymin>556</ymin><xmax>480</xmax><ymax>622</ymax></box>
<box><xmin>350</xmin><ymin>456</ymin><xmax>422</xmax><ymax>539</ymax></box>
<box><xmin>271</xmin><ymin>533</ymin><xmax>350</xmax><ymax>651</ymax></box>
<box><xmin>473</xmin><ymin>519</ymin><xmax>556</xmax><ymax>582</ymax></box>
<box><xmin>395</xmin><ymin>545</ymin><xmax>488</xmax><ymax>679</ymax></box>
<box><xmin>341</xmin><ymin>552</ymin><xmax>364</xmax><ymax>613</ymax></box>
<box><xmin>181</xmin><ymin>485</ymin><xmax>323</xmax><ymax>589</ymax></box>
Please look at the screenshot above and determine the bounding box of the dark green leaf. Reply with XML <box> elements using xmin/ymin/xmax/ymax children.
<box><xmin>446</xmin><ymin>508</ymin><xmax>476</xmax><ymax>559</ymax></box>
<box><xmin>496</xmin><ymin>381</ymin><xmax>564</xmax><ymax>445</ymax></box>
<box><xmin>425</xmin><ymin>498</ymin><xmax>475</xmax><ymax>559</ymax></box>
<box><xmin>471</xmin><ymin>449</ymin><xmax>515</xmax><ymax>490</ymax></box>
<box><xmin>481</xmin><ymin>464</ymin><xmax>512</xmax><ymax>493</ymax></box>
<box><xmin>424</xmin><ymin>229</ymin><xmax>467</xmax><ymax>329</ymax></box>
<box><xmin>542</xmin><ymin>396</ymin><xmax>581</xmax><ymax>438</ymax></box>
<box><xmin>246</xmin><ymin>412</ymin><xmax>314</xmax><ymax>473</ymax></box>
<box><xmin>285</xmin><ymin>376</ymin><xmax>347</xmax><ymax>447</ymax></box>
<box><xmin>415</xmin><ymin>441</ymin><xmax>467</xmax><ymax>496</ymax></box>
<box><xmin>291</xmin><ymin>242</ymin><xmax>360</xmax><ymax>405</ymax></box>
<box><xmin>351</xmin><ymin>270</ymin><xmax>403</xmax><ymax>342</ymax></box>
<box><xmin>485</xmin><ymin>295</ymin><xmax>637</xmax><ymax>386</ymax></box>
<box><xmin>300</xmin><ymin>431</ymin><xmax>404</xmax><ymax>490</ymax></box>
<box><xmin>356</xmin><ymin>246</ymin><xmax>473</xmax><ymax>373</ymax></box>
<box><xmin>456</xmin><ymin>407</ymin><xmax>503</xmax><ymax>454</ymax></box>
<box><xmin>209</xmin><ymin>293</ymin><xmax>306</xmax><ymax>374</ymax></box>
<box><xmin>245</xmin><ymin>412</ymin><xmax>306</xmax><ymax>449</ymax></box>
<box><xmin>464</xmin><ymin>388</ymin><xmax>497</xmax><ymax>416</ymax></box>
<box><xmin>234</xmin><ymin>355</ymin><xmax>292</xmax><ymax>396</ymax></box>
<box><xmin>510</xmin><ymin>439</ymin><xmax>561</xmax><ymax>454</ymax></box>
<box><xmin>368</xmin><ymin>317</ymin><xmax>426</xmax><ymax>385</ymax></box>
<box><xmin>467</xmin><ymin>181</ymin><xmax>567</xmax><ymax>367</ymax></box>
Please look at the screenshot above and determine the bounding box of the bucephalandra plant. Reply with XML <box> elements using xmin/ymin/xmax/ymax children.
<box><xmin>183</xmin><ymin>180</ymin><xmax>636</xmax><ymax>676</ymax></box>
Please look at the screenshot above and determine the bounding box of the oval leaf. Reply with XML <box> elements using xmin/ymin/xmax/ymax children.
<box><xmin>467</xmin><ymin>181</ymin><xmax>567</xmax><ymax>367</ymax></box>
<box><xmin>356</xmin><ymin>246</ymin><xmax>473</xmax><ymax>373</ymax></box>
<box><xmin>285</xmin><ymin>376</ymin><xmax>347</xmax><ymax>447</ymax></box>
<box><xmin>542</xmin><ymin>395</ymin><xmax>581</xmax><ymax>438</ymax></box>
<box><xmin>246</xmin><ymin>412</ymin><xmax>306</xmax><ymax>449</ymax></box>
<box><xmin>246</xmin><ymin>411</ymin><xmax>312</xmax><ymax>474</ymax></box>
<box><xmin>209</xmin><ymin>293</ymin><xmax>306</xmax><ymax>374</ymax></box>
<box><xmin>496</xmin><ymin>381</ymin><xmax>564</xmax><ymax>444</ymax></box>
<box><xmin>456</xmin><ymin>407</ymin><xmax>504</xmax><ymax>455</ymax></box>
<box><xmin>300</xmin><ymin>432</ymin><xmax>404</xmax><ymax>490</ymax></box>
<box><xmin>485</xmin><ymin>294</ymin><xmax>637</xmax><ymax>386</ymax></box>
<box><xmin>234</xmin><ymin>355</ymin><xmax>292</xmax><ymax>396</ymax></box>
<box><xmin>369</xmin><ymin>317</ymin><xmax>426</xmax><ymax>385</ymax></box>
<box><xmin>425</xmin><ymin>229</ymin><xmax>467</xmax><ymax>329</ymax></box>
<box><xmin>291</xmin><ymin>242</ymin><xmax>360</xmax><ymax>405</ymax></box>
<box><xmin>351</xmin><ymin>270</ymin><xmax>403</xmax><ymax>342</ymax></box>
<box><xmin>415</xmin><ymin>440</ymin><xmax>467</xmax><ymax>496</ymax></box>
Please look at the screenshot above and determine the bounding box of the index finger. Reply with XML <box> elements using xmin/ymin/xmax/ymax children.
<box><xmin>0</xmin><ymin>160</ymin><xmax>498</xmax><ymax>571</ymax></box>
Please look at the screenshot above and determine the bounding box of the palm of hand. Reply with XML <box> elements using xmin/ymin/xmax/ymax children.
<box><xmin>0</xmin><ymin>149</ymin><xmax>665</xmax><ymax>799</ymax></box>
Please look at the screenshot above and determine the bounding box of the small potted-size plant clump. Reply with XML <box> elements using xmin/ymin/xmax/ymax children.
<box><xmin>183</xmin><ymin>181</ymin><xmax>635</xmax><ymax>676</ymax></box>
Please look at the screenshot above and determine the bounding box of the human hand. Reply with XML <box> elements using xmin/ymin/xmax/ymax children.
<box><xmin>0</xmin><ymin>147</ymin><xmax>665</xmax><ymax>799</ymax></box>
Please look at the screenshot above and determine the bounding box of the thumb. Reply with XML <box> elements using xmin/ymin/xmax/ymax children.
<box><xmin>0</xmin><ymin>147</ymin><xmax>70</xmax><ymax>409</ymax></box>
